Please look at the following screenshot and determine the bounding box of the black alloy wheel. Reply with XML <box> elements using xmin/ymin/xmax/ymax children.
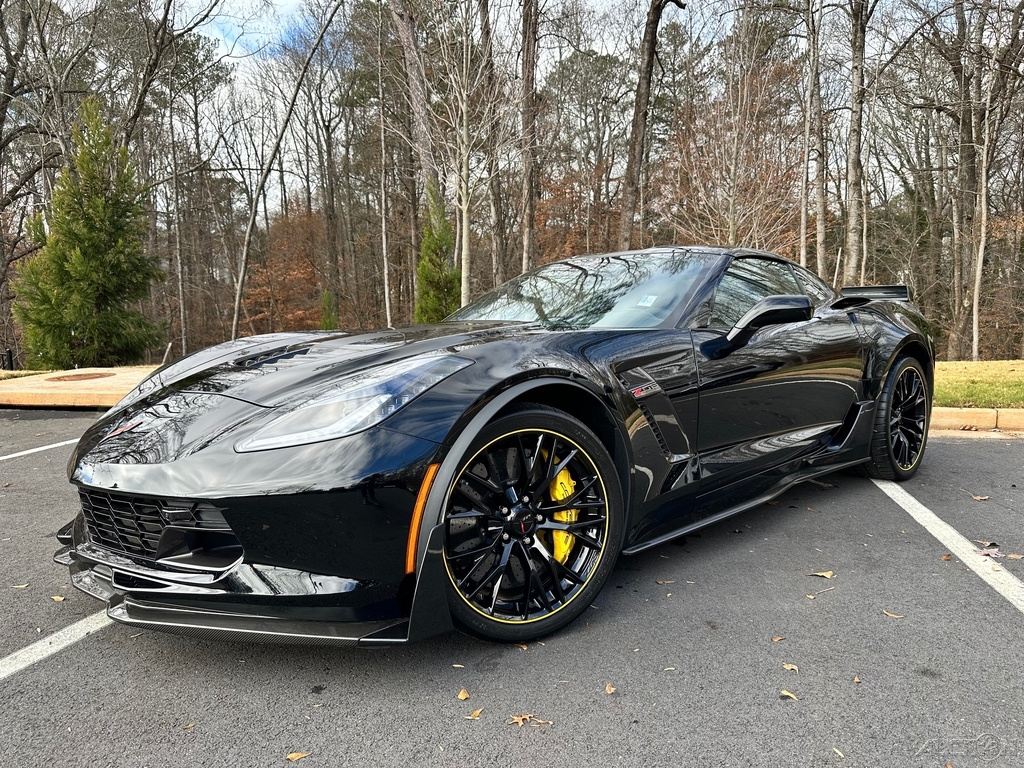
<box><xmin>866</xmin><ymin>356</ymin><xmax>930</xmax><ymax>480</ymax></box>
<box><xmin>441</xmin><ymin>405</ymin><xmax>622</xmax><ymax>642</ymax></box>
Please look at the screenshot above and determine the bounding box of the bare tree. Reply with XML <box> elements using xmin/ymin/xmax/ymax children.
<box><xmin>617</xmin><ymin>0</ymin><xmax>685</xmax><ymax>252</ymax></box>
<box><xmin>230</xmin><ymin>0</ymin><xmax>346</xmax><ymax>339</ymax></box>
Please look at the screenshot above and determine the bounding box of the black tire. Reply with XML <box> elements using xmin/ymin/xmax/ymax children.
<box><xmin>865</xmin><ymin>356</ymin><xmax>930</xmax><ymax>480</ymax></box>
<box><xmin>440</xmin><ymin>405</ymin><xmax>623</xmax><ymax>642</ymax></box>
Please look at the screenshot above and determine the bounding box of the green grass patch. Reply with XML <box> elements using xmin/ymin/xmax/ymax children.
<box><xmin>934</xmin><ymin>360</ymin><xmax>1024</xmax><ymax>408</ymax></box>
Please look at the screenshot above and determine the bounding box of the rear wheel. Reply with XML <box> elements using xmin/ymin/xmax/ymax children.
<box><xmin>441</xmin><ymin>406</ymin><xmax>622</xmax><ymax>642</ymax></box>
<box><xmin>865</xmin><ymin>356</ymin><xmax>930</xmax><ymax>480</ymax></box>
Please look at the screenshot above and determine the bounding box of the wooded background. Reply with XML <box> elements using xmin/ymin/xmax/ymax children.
<box><xmin>2</xmin><ymin>0</ymin><xmax>1024</xmax><ymax>365</ymax></box>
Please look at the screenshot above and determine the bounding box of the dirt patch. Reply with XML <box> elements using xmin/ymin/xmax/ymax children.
<box><xmin>45</xmin><ymin>372</ymin><xmax>117</xmax><ymax>382</ymax></box>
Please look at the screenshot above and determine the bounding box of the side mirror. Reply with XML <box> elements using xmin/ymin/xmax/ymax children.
<box><xmin>726</xmin><ymin>294</ymin><xmax>813</xmax><ymax>344</ymax></box>
<box><xmin>702</xmin><ymin>295</ymin><xmax>812</xmax><ymax>359</ymax></box>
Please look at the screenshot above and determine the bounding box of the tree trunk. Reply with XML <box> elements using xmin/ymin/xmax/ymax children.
<box><xmin>390</xmin><ymin>0</ymin><xmax>440</xmax><ymax>205</ymax></box>
<box><xmin>842</xmin><ymin>0</ymin><xmax>869</xmax><ymax>287</ymax></box>
<box><xmin>378</xmin><ymin>0</ymin><xmax>392</xmax><ymax>327</ymax></box>
<box><xmin>520</xmin><ymin>0</ymin><xmax>538</xmax><ymax>273</ymax></box>
<box><xmin>618</xmin><ymin>0</ymin><xmax>684</xmax><ymax>252</ymax></box>
<box><xmin>811</xmin><ymin>3</ymin><xmax>828</xmax><ymax>281</ymax></box>
<box><xmin>478</xmin><ymin>0</ymin><xmax>507</xmax><ymax>288</ymax></box>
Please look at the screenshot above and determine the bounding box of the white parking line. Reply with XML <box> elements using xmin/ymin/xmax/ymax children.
<box><xmin>873</xmin><ymin>478</ymin><xmax>1024</xmax><ymax>615</ymax></box>
<box><xmin>0</xmin><ymin>611</ymin><xmax>112</xmax><ymax>682</ymax></box>
<box><xmin>0</xmin><ymin>439</ymin><xmax>78</xmax><ymax>463</ymax></box>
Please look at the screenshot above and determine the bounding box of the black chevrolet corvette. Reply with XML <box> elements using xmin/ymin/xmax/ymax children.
<box><xmin>55</xmin><ymin>246</ymin><xmax>934</xmax><ymax>644</ymax></box>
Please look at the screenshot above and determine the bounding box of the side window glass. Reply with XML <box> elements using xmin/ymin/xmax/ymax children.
<box><xmin>792</xmin><ymin>264</ymin><xmax>835</xmax><ymax>304</ymax></box>
<box><xmin>708</xmin><ymin>258</ymin><xmax>800</xmax><ymax>328</ymax></box>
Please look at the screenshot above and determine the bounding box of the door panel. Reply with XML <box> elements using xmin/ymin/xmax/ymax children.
<box><xmin>693</xmin><ymin>257</ymin><xmax>865</xmax><ymax>491</ymax></box>
<box><xmin>693</xmin><ymin>311</ymin><xmax>864</xmax><ymax>489</ymax></box>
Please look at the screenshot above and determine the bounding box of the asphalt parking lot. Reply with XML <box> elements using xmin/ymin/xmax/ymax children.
<box><xmin>1</xmin><ymin>409</ymin><xmax>1022</xmax><ymax>768</ymax></box>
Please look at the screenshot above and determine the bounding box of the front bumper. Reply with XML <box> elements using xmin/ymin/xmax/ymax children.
<box><xmin>55</xmin><ymin>518</ymin><xmax>453</xmax><ymax>647</ymax></box>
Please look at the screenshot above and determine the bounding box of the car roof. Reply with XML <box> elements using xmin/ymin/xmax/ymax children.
<box><xmin>547</xmin><ymin>245</ymin><xmax>788</xmax><ymax>266</ymax></box>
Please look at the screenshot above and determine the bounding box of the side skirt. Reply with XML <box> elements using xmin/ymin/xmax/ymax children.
<box><xmin>621</xmin><ymin>457</ymin><xmax>869</xmax><ymax>556</ymax></box>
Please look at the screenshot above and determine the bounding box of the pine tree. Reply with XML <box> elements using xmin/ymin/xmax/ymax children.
<box><xmin>413</xmin><ymin>186</ymin><xmax>460</xmax><ymax>324</ymax></box>
<box><xmin>12</xmin><ymin>100</ymin><xmax>162</xmax><ymax>369</ymax></box>
<box><xmin>319</xmin><ymin>289</ymin><xmax>339</xmax><ymax>330</ymax></box>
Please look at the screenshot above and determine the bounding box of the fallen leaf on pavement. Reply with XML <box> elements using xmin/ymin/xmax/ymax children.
<box><xmin>530</xmin><ymin>718</ymin><xmax>553</xmax><ymax>727</ymax></box>
<box><xmin>182</xmin><ymin>723</ymin><xmax>195</xmax><ymax>730</ymax></box>
<box><xmin>811</xmin><ymin>571</ymin><xmax>834</xmax><ymax>579</ymax></box>
<box><xmin>883</xmin><ymin>610</ymin><xmax>904</xmax><ymax>619</ymax></box>
<box><xmin>663</xmin><ymin>667</ymin><xmax>676</xmax><ymax>671</ymax></box>
<box><xmin>771</xmin><ymin>636</ymin><xmax>785</xmax><ymax>642</ymax></box>
<box><xmin>805</xmin><ymin>594</ymin><xmax>815</xmax><ymax>600</ymax></box>
<box><xmin>11</xmin><ymin>584</ymin><xmax>28</xmax><ymax>589</ymax></box>
<box><xmin>1007</xmin><ymin>553</ymin><xmax>1023</xmax><ymax>560</ymax></box>
<box><xmin>509</xmin><ymin>714</ymin><xmax>533</xmax><ymax>727</ymax></box>
<box><xmin>515</xmin><ymin>643</ymin><xmax>528</xmax><ymax>651</ymax></box>
<box><xmin>972</xmin><ymin>495</ymin><xmax>990</xmax><ymax>501</ymax></box>
<box><xmin>656</xmin><ymin>580</ymin><xmax>675</xmax><ymax>585</ymax></box>
<box><xmin>285</xmin><ymin>753</ymin><xmax>311</xmax><ymax>762</ymax></box>
<box><xmin>815</xmin><ymin>587</ymin><xmax>835</xmax><ymax>596</ymax></box>
<box><xmin>782</xmin><ymin>663</ymin><xmax>799</xmax><ymax>674</ymax></box>
<box><xmin>464</xmin><ymin>708</ymin><xmax>483</xmax><ymax>720</ymax></box>
<box><xmin>853</xmin><ymin>677</ymin><xmax>861</xmax><ymax>684</ymax></box>
<box><xmin>457</xmin><ymin>688</ymin><xmax>470</xmax><ymax>701</ymax></box>
<box><xmin>975</xmin><ymin>547</ymin><xmax>1004</xmax><ymax>558</ymax></box>
<box><xmin>452</xmin><ymin>664</ymin><xmax>464</xmax><ymax>668</ymax></box>
<box><xmin>941</xmin><ymin>554</ymin><xmax>952</xmax><ymax>561</ymax></box>
<box><xmin>605</xmin><ymin>682</ymin><xmax>616</xmax><ymax>695</ymax></box>
<box><xmin>50</xmin><ymin>595</ymin><xmax>64</xmax><ymax>602</ymax></box>
<box><xmin>780</xmin><ymin>690</ymin><xmax>798</xmax><ymax>701</ymax></box>
<box><xmin>834</xmin><ymin>747</ymin><xmax>845</xmax><ymax>758</ymax></box>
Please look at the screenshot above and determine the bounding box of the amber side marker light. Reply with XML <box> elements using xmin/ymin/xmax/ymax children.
<box><xmin>406</xmin><ymin>463</ymin><xmax>440</xmax><ymax>574</ymax></box>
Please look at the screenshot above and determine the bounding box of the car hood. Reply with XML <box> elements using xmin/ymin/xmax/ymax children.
<box><xmin>135</xmin><ymin>321</ymin><xmax>540</xmax><ymax>409</ymax></box>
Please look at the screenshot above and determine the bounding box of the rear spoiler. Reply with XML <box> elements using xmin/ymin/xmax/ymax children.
<box><xmin>838</xmin><ymin>285</ymin><xmax>910</xmax><ymax>302</ymax></box>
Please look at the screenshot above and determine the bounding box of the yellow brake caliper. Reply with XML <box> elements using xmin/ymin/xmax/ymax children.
<box><xmin>548</xmin><ymin>465</ymin><xmax>578</xmax><ymax>564</ymax></box>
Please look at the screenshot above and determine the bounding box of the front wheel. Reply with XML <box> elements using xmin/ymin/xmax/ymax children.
<box><xmin>865</xmin><ymin>356</ymin><xmax>930</xmax><ymax>480</ymax></box>
<box><xmin>440</xmin><ymin>405</ymin><xmax>623</xmax><ymax>642</ymax></box>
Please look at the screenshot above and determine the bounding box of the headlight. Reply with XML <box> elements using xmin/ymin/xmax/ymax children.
<box><xmin>234</xmin><ymin>355</ymin><xmax>472</xmax><ymax>452</ymax></box>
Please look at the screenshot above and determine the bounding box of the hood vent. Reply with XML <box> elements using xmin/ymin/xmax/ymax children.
<box><xmin>233</xmin><ymin>345</ymin><xmax>312</xmax><ymax>369</ymax></box>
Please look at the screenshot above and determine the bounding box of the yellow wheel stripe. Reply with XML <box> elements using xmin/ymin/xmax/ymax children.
<box><xmin>442</xmin><ymin>428</ymin><xmax>610</xmax><ymax>625</ymax></box>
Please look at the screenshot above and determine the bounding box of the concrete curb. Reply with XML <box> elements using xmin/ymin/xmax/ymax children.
<box><xmin>931</xmin><ymin>406</ymin><xmax>1024</xmax><ymax>431</ymax></box>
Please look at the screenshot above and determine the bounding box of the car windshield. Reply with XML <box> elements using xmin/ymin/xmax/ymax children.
<box><xmin>446</xmin><ymin>251</ymin><xmax>721</xmax><ymax>329</ymax></box>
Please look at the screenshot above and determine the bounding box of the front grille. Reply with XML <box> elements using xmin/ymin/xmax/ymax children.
<box><xmin>79</xmin><ymin>489</ymin><xmax>224</xmax><ymax>560</ymax></box>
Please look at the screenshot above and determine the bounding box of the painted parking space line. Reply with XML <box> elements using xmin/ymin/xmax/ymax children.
<box><xmin>0</xmin><ymin>439</ymin><xmax>78</xmax><ymax>463</ymax></box>
<box><xmin>0</xmin><ymin>611</ymin><xmax>112</xmax><ymax>683</ymax></box>
<box><xmin>873</xmin><ymin>478</ymin><xmax>1024</xmax><ymax>615</ymax></box>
